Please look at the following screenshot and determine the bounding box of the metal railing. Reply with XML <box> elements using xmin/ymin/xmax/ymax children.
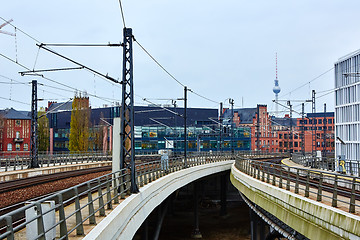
<box><xmin>0</xmin><ymin>151</ymin><xmax>243</xmax><ymax>239</ymax></box>
<box><xmin>0</xmin><ymin>152</ymin><xmax>112</xmax><ymax>172</ymax></box>
<box><xmin>292</xmin><ymin>152</ymin><xmax>360</xmax><ymax>177</ymax></box>
<box><xmin>235</xmin><ymin>157</ymin><xmax>360</xmax><ymax>214</ymax></box>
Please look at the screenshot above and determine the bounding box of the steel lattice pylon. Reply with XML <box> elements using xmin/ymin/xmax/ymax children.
<box><xmin>30</xmin><ymin>80</ymin><xmax>39</xmax><ymax>168</ymax></box>
<box><xmin>120</xmin><ymin>28</ymin><xmax>138</xmax><ymax>193</ymax></box>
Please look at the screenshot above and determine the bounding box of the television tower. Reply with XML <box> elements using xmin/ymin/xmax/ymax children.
<box><xmin>273</xmin><ymin>53</ymin><xmax>281</xmax><ymax>116</ymax></box>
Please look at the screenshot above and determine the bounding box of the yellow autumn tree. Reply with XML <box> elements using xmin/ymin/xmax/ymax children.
<box><xmin>69</xmin><ymin>95</ymin><xmax>90</xmax><ymax>152</ymax></box>
<box><xmin>37</xmin><ymin>108</ymin><xmax>49</xmax><ymax>152</ymax></box>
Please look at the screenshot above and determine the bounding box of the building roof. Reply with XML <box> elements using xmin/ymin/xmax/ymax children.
<box><xmin>48</xmin><ymin>105</ymin><xmax>219</xmax><ymax>129</ymax></box>
<box><xmin>336</xmin><ymin>49</ymin><xmax>360</xmax><ymax>63</ymax></box>
<box><xmin>47</xmin><ymin>101</ymin><xmax>73</xmax><ymax>113</ymax></box>
<box><xmin>0</xmin><ymin>108</ymin><xmax>31</xmax><ymax>120</ymax></box>
<box><xmin>223</xmin><ymin>108</ymin><xmax>257</xmax><ymax>124</ymax></box>
<box><xmin>271</xmin><ymin>117</ymin><xmax>297</xmax><ymax>127</ymax></box>
<box><xmin>306</xmin><ymin>112</ymin><xmax>334</xmax><ymax>118</ymax></box>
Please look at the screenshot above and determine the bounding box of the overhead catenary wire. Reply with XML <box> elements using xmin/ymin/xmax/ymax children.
<box><xmin>118</xmin><ymin>0</ymin><xmax>126</xmax><ymax>28</ymax></box>
<box><xmin>279</xmin><ymin>67</ymin><xmax>335</xmax><ymax>98</ymax></box>
<box><xmin>0</xmin><ymin>52</ymin><xmax>118</xmax><ymax>104</ymax></box>
<box><xmin>0</xmin><ymin>73</ymin><xmax>68</xmax><ymax>99</ymax></box>
<box><xmin>37</xmin><ymin>44</ymin><xmax>121</xmax><ymax>84</ymax></box>
<box><xmin>134</xmin><ymin>39</ymin><xmax>185</xmax><ymax>88</ymax></box>
<box><xmin>188</xmin><ymin>89</ymin><xmax>218</xmax><ymax>104</ymax></box>
<box><xmin>0</xmin><ymin>19</ymin><xmax>124</xmax><ymax>106</ymax></box>
<box><xmin>0</xmin><ymin>17</ymin><xmax>41</xmax><ymax>43</ymax></box>
<box><xmin>0</xmin><ymin>95</ymin><xmax>30</xmax><ymax>105</ymax></box>
<box><xmin>134</xmin><ymin>38</ymin><xmax>220</xmax><ymax>105</ymax></box>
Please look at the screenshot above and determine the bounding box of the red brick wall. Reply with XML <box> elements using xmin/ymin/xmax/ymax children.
<box><xmin>0</xmin><ymin>119</ymin><xmax>31</xmax><ymax>156</ymax></box>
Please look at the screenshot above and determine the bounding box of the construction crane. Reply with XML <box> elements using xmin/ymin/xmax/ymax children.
<box><xmin>0</xmin><ymin>19</ymin><xmax>15</xmax><ymax>36</ymax></box>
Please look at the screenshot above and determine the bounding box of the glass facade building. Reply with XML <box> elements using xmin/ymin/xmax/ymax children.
<box><xmin>335</xmin><ymin>50</ymin><xmax>360</xmax><ymax>165</ymax></box>
<box><xmin>48</xmin><ymin>105</ymin><xmax>251</xmax><ymax>153</ymax></box>
<box><xmin>134</xmin><ymin>125</ymin><xmax>251</xmax><ymax>153</ymax></box>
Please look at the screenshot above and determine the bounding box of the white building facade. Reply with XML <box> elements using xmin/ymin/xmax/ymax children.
<box><xmin>335</xmin><ymin>50</ymin><xmax>360</xmax><ymax>165</ymax></box>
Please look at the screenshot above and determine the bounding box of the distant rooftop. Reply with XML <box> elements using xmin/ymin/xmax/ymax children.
<box><xmin>307</xmin><ymin>112</ymin><xmax>334</xmax><ymax>118</ymax></box>
<box><xmin>47</xmin><ymin>101</ymin><xmax>73</xmax><ymax>113</ymax></box>
<box><xmin>223</xmin><ymin>108</ymin><xmax>257</xmax><ymax>124</ymax></box>
<box><xmin>336</xmin><ymin>49</ymin><xmax>360</xmax><ymax>63</ymax></box>
<box><xmin>0</xmin><ymin>108</ymin><xmax>31</xmax><ymax>120</ymax></box>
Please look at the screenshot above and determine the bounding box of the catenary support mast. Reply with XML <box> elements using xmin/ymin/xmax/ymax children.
<box><xmin>120</xmin><ymin>28</ymin><xmax>138</xmax><ymax>193</ymax></box>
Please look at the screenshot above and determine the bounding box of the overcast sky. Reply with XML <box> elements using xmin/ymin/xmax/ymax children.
<box><xmin>1</xmin><ymin>0</ymin><xmax>359</xmax><ymax>116</ymax></box>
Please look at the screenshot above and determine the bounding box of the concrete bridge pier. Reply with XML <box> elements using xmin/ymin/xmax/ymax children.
<box><xmin>153</xmin><ymin>199</ymin><xmax>169</xmax><ymax>240</ymax></box>
<box><xmin>191</xmin><ymin>181</ymin><xmax>202</xmax><ymax>239</ymax></box>
<box><xmin>220</xmin><ymin>173</ymin><xmax>227</xmax><ymax>216</ymax></box>
<box><xmin>249</xmin><ymin>208</ymin><xmax>269</xmax><ymax>240</ymax></box>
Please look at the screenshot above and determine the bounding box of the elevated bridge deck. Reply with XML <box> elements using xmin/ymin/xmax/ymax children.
<box><xmin>231</xmin><ymin>157</ymin><xmax>360</xmax><ymax>239</ymax></box>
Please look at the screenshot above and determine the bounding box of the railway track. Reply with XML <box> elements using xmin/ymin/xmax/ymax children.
<box><xmin>257</xmin><ymin>160</ymin><xmax>360</xmax><ymax>201</ymax></box>
<box><xmin>0</xmin><ymin>166</ymin><xmax>112</xmax><ymax>193</ymax></box>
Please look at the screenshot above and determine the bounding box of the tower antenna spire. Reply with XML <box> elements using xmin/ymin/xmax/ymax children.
<box><xmin>273</xmin><ymin>52</ymin><xmax>281</xmax><ymax>117</ymax></box>
<box><xmin>276</xmin><ymin>52</ymin><xmax>278</xmax><ymax>80</ymax></box>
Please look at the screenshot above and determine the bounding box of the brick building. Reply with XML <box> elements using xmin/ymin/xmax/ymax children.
<box><xmin>225</xmin><ymin>104</ymin><xmax>335</xmax><ymax>154</ymax></box>
<box><xmin>0</xmin><ymin>108</ymin><xmax>31</xmax><ymax>156</ymax></box>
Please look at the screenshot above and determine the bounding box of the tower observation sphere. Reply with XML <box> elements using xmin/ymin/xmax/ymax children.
<box><xmin>273</xmin><ymin>79</ymin><xmax>281</xmax><ymax>94</ymax></box>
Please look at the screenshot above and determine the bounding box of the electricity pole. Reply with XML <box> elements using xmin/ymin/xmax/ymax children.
<box><xmin>184</xmin><ymin>86</ymin><xmax>188</xmax><ymax>167</ymax></box>
<box><xmin>229</xmin><ymin>99</ymin><xmax>234</xmax><ymax>154</ymax></box>
<box><xmin>301</xmin><ymin>103</ymin><xmax>305</xmax><ymax>155</ymax></box>
<box><xmin>120</xmin><ymin>28</ymin><xmax>138</xmax><ymax>193</ymax></box>
<box><xmin>323</xmin><ymin>103</ymin><xmax>327</xmax><ymax>156</ymax></box>
<box><xmin>256</xmin><ymin>105</ymin><xmax>260</xmax><ymax>152</ymax></box>
<box><xmin>287</xmin><ymin>101</ymin><xmax>293</xmax><ymax>155</ymax></box>
<box><xmin>312</xmin><ymin>90</ymin><xmax>316</xmax><ymax>156</ymax></box>
<box><xmin>172</xmin><ymin>100</ymin><xmax>177</xmax><ymax>154</ymax></box>
<box><xmin>219</xmin><ymin>102</ymin><xmax>223</xmax><ymax>152</ymax></box>
<box><xmin>30</xmin><ymin>80</ymin><xmax>39</xmax><ymax>168</ymax></box>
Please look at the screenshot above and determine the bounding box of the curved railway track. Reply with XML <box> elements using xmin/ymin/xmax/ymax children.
<box><xmin>0</xmin><ymin>166</ymin><xmax>112</xmax><ymax>194</ymax></box>
<box><xmin>256</xmin><ymin>160</ymin><xmax>360</xmax><ymax>202</ymax></box>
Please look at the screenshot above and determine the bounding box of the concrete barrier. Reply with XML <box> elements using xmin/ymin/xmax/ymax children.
<box><xmin>0</xmin><ymin>161</ymin><xmax>112</xmax><ymax>182</ymax></box>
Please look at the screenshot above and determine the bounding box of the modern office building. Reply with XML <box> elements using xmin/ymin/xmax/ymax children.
<box><xmin>47</xmin><ymin>100</ymin><xmax>251</xmax><ymax>153</ymax></box>
<box><xmin>335</xmin><ymin>49</ymin><xmax>360</xmax><ymax>162</ymax></box>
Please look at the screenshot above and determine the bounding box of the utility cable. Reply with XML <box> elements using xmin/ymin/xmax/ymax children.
<box><xmin>0</xmin><ymin>53</ymin><xmax>118</xmax><ymax>104</ymax></box>
<box><xmin>0</xmin><ymin>19</ymin><xmax>122</xmax><ymax>104</ymax></box>
<box><xmin>279</xmin><ymin>67</ymin><xmax>334</xmax><ymax>98</ymax></box>
<box><xmin>134</xmin><ymin>39</ymin><xmax>185</xmax><ymax>88</ymax></box>
<box><xmin>118</xmin><ymin>0</ymin><xmax>126</xmax><ymax>28</ymax></box>
<box><xmin>0</xmin><ymin>95</ymin><xmax>30</xmax><ymax>105</ymax></box>
<box><xmin>188</xmin><ymin>89</ymin><xmax>218</xmax><ymax>104</ymax></box>
<box><xmin>134</xmin><ymin>38</ymin><xmax>220</xmax><ymax>105</ymax></box>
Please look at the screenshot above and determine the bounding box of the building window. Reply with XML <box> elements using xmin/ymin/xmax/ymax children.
<box><xmin>7</xmin><ymin>143</ymin><xmax>12</xmax><ymax>151</ymax></box>
<box><xmin>24</xmin><ymin>143</ymin><xmax>29</xmax><ymax>151</ymax></box>
<box><xmin>294</xmin><ymin>142</ymin><xmax>298</xmax><ymax>147</ymax></box>
<box><xmin>15</xmin><ymin>143</ymin><xmax>20</xmax><ymax>151</ymax></box>
<box><xmin>318</xmin><ymin>119</ymin><xmax>322</xmax><ymax>124</ymax></box>
<box><xmin>15</xmin><ymin>120</ymin><xmax>21</xmax><ymax>127</ymax></box>
<box><xmin>16</xmin><ymin>131</ymin><xmax>20</xmax><ymax>139</ymax></box>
